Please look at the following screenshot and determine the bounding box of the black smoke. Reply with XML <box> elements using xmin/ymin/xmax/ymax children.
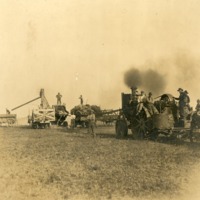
<box><xmin>124</xmin><ymin>68</ymin><xmax>142</xmax><ymax>88</ymax></box>
<box><xmin>143</xmin><ymin>69</ymin><xmax>166</xmax><ymax>94</ymax></box>
<box><xmin>124</xmin><ymin>68</ymin><xmax>166</xmax><ymax>95</ymax></box>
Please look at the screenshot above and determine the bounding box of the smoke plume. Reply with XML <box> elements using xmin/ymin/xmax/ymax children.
<box><xmin>124</xmin><ymin>68</ymin><xmax>166</xmax><ymax>95</ymax></box>
<box><xmin>143</xmin><ymin>69</ymin><xmax>166</xmax><ymax>94</ymax></box>
<box><xmin>124</xmin><ymin>68</ymin><xmax>142</xmax><ymax>88</ymax></box>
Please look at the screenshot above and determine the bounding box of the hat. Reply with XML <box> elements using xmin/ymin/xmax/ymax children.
<box><xmin>177</xmin><ymin>88</ymin><xmax>183</xmax><ymax>92</ymax></box>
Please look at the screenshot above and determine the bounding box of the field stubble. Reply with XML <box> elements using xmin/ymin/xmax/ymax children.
<box><xmin>0</xmin><ymin>126</ymin><xmax>200</xmax><ymax>200</ymax></box>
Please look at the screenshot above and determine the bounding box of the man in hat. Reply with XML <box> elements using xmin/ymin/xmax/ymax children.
<box><xmin>87</xmin><ymin>110</ymin><xmax>96</xmax><ymax>137</ymax></box>
<box><xmin>56</xmin><ymin>92</ymin><xmax>62</xmax><ymax>105</ymax></box>
<box><xmin>174</xmin><ymin>88</ymin><xmax>188</xmax><ymax>119</ymax></box>
<box><xmin>174</xmin><ymin>88</ymin><xmax>185</xmax><ymax>101</ymax></box>
<box><xmin>147</xmin><ymin>92</ymin><xmax>153</xmax><ymax>103</ymax></box>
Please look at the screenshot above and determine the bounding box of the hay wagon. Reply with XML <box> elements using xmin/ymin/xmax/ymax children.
<box><xmin>70</xmin><ymin>105</ymin><xmax>93</xmax><ymax>127</ymax></box>
<box><xmin>0</xmin><ymin>114</ymin><xmax>17</xmax><ymax>126</ymax></box>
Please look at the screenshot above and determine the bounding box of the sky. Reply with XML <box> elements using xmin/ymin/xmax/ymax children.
<box><xmin>1</xmin><ymin>0</ymin><xmax>200</xmax><ymax>117</ymax></box>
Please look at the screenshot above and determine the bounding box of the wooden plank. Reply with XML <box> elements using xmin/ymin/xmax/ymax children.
<box><xmin>0</xmin><ymin>114</ymin><xmax>16</xmax><ymax>118</ymax></box>
<box><xmin>32</xmin><ymin>109</ymin><xmax>55</xmax><ymax>122</ymax></box>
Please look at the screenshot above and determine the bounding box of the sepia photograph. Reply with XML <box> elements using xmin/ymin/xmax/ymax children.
<box><xmin>1</xmin><ymin>0</ymin><xmax>200</xmax><ymax>199</ymax></box>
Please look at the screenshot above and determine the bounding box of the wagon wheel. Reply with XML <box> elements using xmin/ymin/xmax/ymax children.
<box><xmin>190</xmin><ymin>114</ymin><xmax>200</xmax><ymax>143</ymax></box>
<box><xmin>189</xmin><ymin>129</ymin><xmax>200</xmax><ymax>143</ymax></box>
<box><xmin>189</xmin><ymin>129</ymin><xmax>195</xmax><ymax>143</ymax></box>
<box><xmin>8</xmin><ymin>119</ymin><xmax>15</xmax><ymax>125</ymax></box>
<box><xmin>115</xmin><ymin>119</ymin><xmax>128</xmax><ymax>139</ymax></box>
<box><xmin>32</xmin><ymin>123</ymin><xmax>39</xmax><ymax>129</ymax></box>
<box><xmin>62</xmin><ymin>121</ymin><xmax>68</xmax><ymax>127</ymax></box>
<box><xmin>151</xmin><ymin>128</ymin><xmax>159</xmax><ymax>141</ymax></box>
<box><xmin>131</xmin><ymin>114</ymin><xmax>150</xmax><ymax>140</ymax></box>
<box><xmin>45</xmin><ymin>123</ymin><xmax>51</xmax><ymax>129</ymax></box>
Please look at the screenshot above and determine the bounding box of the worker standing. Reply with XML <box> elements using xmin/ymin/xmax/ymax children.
<box><xmin>174</xmin><ymin>88</ymin><xmax>187</xmax><ymax>119</ymax></box>
<box><xmin>79</xmin><ymin>95</ymin><xmax>83</xmax><ymax>105</ymax></box>
<box><xmin>56</xmin><ymin>92</ymin><xmax>62</xmax><ymax>105</ymax></box>
<box><xmin>87</xmin><ymin>110</ymin><xmax>96</xmax><ymax>138</ymax></box>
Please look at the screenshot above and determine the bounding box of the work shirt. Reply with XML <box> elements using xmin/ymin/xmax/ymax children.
<box><xmin>147</xmin><ymin>96</ymin><xmax>154</xmax><ymax>104</ymax></box>
<box><xmin>175</xmin><ymin>92</ymin><xmax>187</xmax><ymax>107</ymax></box>
<box><xmin>87</xmin><ymin>113</ymin><xmax>95</xmax><ymax>122</ymax></box>
<box><xmin>56</xmin><ymin>94</ymin><xmax>62</xmax><ymax>100</ymax></box>
<box><xmin>138</xmin><ymin>94</ymin><xmax>147</xmax><ymax>103</ymax></box>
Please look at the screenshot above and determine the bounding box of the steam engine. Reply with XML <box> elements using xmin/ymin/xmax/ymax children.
<box><xmin>115</xmin><ymin>88</ymin><xmax>192</xmax><ymax>141</ymax></box>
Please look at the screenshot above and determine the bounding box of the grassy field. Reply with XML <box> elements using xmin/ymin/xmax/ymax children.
<box><xmin>0</xmin><ymin>126</ymin><xmax>200</xmax><ymax>200</ymax></box>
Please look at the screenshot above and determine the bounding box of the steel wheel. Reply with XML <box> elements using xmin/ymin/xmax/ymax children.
<box><xmin>32</xmin><ymin>123</ymin><xmax>39</xmax><ymax>129</ymax></box>
<box><xmin>115</xmin><ymin>119</ymin><xmax>128</xmax><ymax>139</ymax></box>
<box><xmin>131</xmin><ymin>114</ymin><xmax>150</xmax><ymax>139</ymax></box>
<box><xmin>189</xmin><ymin>129</ymin><xmax>200</xmax><ymax>143</ymax></box>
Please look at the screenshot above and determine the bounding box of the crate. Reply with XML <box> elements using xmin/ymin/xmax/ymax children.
<box><xmin>32</xmin><ymin>109</ymin><xmax>55</xmax><ymax>123</ymax></box>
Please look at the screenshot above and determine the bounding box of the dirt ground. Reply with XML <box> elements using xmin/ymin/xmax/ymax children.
<box><xmin>1</xmin><ymin>126</ymin><xmax>200</xmax><ymax>200</ymax></box>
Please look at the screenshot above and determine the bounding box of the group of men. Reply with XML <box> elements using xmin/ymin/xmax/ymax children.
<box><xmin>130</xmin><ymin>87</ymin><xmax>159</xmax><ymax>117</ymax></box>
<box><xmin>137</xmin><ymin>91</ymin><xmax>159</xmax><ymax>116</ymax></box>
<box><xmin>56</xmin><ymin>92</ymin><xmax>96</xmax><ymax>137</ymax></box>
<box><xmin>130</xmin><ymin>87</ymin><xmax>193</xmax><ymax>120</ymax></box>
<box><xmin>55</xmin><ymin>88</ymin><xmax>197</xmax><ymax>137</ymax></box>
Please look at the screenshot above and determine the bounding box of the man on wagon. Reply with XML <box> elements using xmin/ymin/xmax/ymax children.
<box><xmin>79</xmin><ymin>95</ymin><xmax>83</xmax><ymax>105</ymax></box>
<box><xmin>56</xmin><ymin>92</ymin><xmax>62</xmax><ymax>105</ymax></box>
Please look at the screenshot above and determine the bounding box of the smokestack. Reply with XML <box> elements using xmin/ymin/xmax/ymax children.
<box><xmin>130</xmin><ymin>86</ymin><xmax>139</xmax><ymax>102</ymax></box>
<box><xmin>130</xmin><ymin>86</ymin><xmax>137</xmax><ymax>95</ymax></box>
<box><xmin>124</xmin><ymin>68</ymin><xmax>142</xmax><ymax>89</ymax></box>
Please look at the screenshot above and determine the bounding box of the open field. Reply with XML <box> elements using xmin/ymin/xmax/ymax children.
<box><xmin>0</xmin><ymin>126</ymin><xmax>200</xmax><ymax>200</ymax></box>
